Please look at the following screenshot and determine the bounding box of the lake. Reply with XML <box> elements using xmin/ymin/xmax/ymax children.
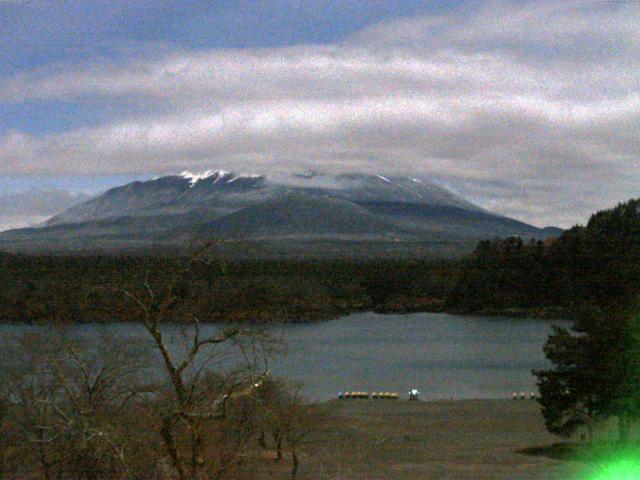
<box><xmin>0</xmin><ymin>312</ymin><xmax>570</xmax><ymax>401</ymax></box>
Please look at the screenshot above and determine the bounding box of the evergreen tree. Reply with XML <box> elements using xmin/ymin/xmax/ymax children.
<box><xmin>535</xmin><ymin>199</ymin><xmax>640</xmax><ymax>442</ymax></box>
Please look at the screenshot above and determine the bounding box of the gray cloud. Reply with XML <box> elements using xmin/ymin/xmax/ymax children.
<box><xmin>0</xmin><ymin>189</ymin><xmax>90</xmax><ymax>216</ymax></box>
<box><xmin>0</xmin><ymin>215</ymin><xmax>50</xmax><ymax>233</ymax></box>
<box><xmin>0</xmin><ymin>0</ymin><xmax>638</xmax><ymax>227</ymax></box>
<box><xmin>0</xmin><ymin>189</ymin><xmax>91</xmax><ymax>232</ymax></box>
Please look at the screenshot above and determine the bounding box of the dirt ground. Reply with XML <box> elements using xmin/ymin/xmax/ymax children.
<box><xmin>282</xmin><ymin>399</ymin><xmax>584</xmax><ymax>480</ymax></box>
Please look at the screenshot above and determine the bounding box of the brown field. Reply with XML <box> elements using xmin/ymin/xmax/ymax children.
<box><xmin>260</xmin><ymin>399</ymin><xmax>583</xmax><ymax>480</ymax></box>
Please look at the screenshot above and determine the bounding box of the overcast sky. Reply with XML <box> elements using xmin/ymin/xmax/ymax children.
<box><xmin>0</xmin><ymin>0</ymin><xmax>638</xmax><ymax>229</ymax></box>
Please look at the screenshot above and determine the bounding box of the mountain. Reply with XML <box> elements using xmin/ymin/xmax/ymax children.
<box><xmin>0</xmin><ymin>170</ymin><xmax>562</xmax><ymax>257</ymax></box>
<box><xmin>44</xmin><ymin>170</ymin><xmax>267</xmax><ymax>226</ymax></box>
<box><xmin>196</xmin><ymin>192</ymin><xmax>407</xmax><ymax>240</ymax></box>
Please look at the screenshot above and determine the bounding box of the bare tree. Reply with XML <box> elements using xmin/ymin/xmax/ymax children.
<box><xmin>255</xmin><ymin>377</ymin><xmax>289</xmax><ymax>462</ymax></box>
<box><xmin>109</xmin><ymin>243</ymin><xmax>273</xmax><ymax>480</ymax></box>
<box><xmin>281</xmin><ymin>388</ymin><xmax>323</xmax><ymax>480</ymax></box>
<box><xmin>0</xmin><ymin>330</ymin><xmax>155</xmax><ymax>480</ymax></box>
<box><xmin>254</xmin><ymin>378</ymin><xmax>324</xmax><ymax>480</ymax></box>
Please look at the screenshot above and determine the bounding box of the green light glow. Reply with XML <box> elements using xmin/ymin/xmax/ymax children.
<box><xmin>589</xmin><ymin>458</ymin><xmax>640</xmax><ymax>480</ymax></box>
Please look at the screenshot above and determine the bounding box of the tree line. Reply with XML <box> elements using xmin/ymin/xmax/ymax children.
<box><xmin>6</xmin><ymin>200</ymin><xmax>639</xmax><ymax>325</ymax></box>
<box><xmin>0</xmin><ymin>253</ymin><xmax>456</xmax><ymax>324</ymax></box>
<box><xmin>450</xmin><ymin>199</ymin><xmax>640</xmax><ymax>442</ymax></box>
<box><xmin>448</xmin><ymin>199</ymin><xmax>640</xmax><ymax>317</ymax></box>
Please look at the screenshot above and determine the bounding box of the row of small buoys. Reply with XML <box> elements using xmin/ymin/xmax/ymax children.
<box><xmin>338</xmin><ymin>391</ymin><xmax>400</xmax><ymax>399</ymax></box>
<box><xmin>372</xmin><ymin>392</ymin><xmax>399</xmax><ymax>399</ymax></box>
<box><xmin>339</xmin><ymin>391</ymin><xmax>369</xmax><ymax>399</ymax></box>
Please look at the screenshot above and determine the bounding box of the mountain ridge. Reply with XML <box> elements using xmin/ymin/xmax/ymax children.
<box><xmin>0</xmin><ymin>170</ymin><xmax>562</xmax><ymax>257</ymax></box>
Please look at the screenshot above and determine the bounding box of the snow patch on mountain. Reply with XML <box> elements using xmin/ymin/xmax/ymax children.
<box><xmin>179</xmin><ymin>169</ymin><xmax>262</xmax><ymax>187</ymax></box>
<box><xmin>178</xmin><ymin>170</ymin><xmax>263</xmax><ymax>188</ymax></box>
<box><xmin>180</xmin><ymin>170</ymin><xmax>218</xmax><ymax>186</ymax></box>
<box><xmin>227</xmin><ymin>173</ymin><xmax>262</xmax><ymax>183</ymax></box>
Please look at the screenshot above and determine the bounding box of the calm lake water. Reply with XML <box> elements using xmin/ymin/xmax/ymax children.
<box><xmin>0</xmin><ymin>312</ymin><xmax>570</xmax><ymax>401</ymax></box>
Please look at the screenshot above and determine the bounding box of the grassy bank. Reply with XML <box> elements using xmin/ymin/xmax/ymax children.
<box><xmin>282</xmin><ymin>399</ymin><xmax>581</xmax><ymax>480</ymax></box>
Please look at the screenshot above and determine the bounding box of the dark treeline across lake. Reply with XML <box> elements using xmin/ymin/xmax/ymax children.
<box><xmin>0</xmin><ymin>312</ymin><xmax>569</xmax><ymax>401</ymax></box>
<box><xmin>0</xmin><ymin>253</ymin><xmax>456</xmax><ymax>322</ymax></box>
<box><xmin>3</xmin><ymin>199</ymin><xmax>640</xmax><ymax>324</ymax></box>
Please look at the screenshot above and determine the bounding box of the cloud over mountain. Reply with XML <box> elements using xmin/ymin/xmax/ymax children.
<box><xmin>0</xmin><ymin>0</ymin><xmax>638</xmax><ymax>227</ymax></box>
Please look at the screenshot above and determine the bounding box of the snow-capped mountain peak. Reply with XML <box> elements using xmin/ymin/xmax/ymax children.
<box><xmin>180</xmin><ymin>169</ymin><xmax>232</xmax><ymax>186</ymax></box>
<box><xmin>6</xmin><ymin>170</ymin><xmax>562</xmax><ymax>255</ymax></box>
<box><xmin>179</xmin><ymin>169</ymin><xmax>262</xmax><ymax>187</ymax></box>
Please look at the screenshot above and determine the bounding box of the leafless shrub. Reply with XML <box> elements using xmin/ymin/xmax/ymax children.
<box><xmin>253</xmin><ymin>377</ymin><xmax>326</xmax><ymax>480</ymax></box>
<box><xmin>0</xmin><ymin>329</ymin><xmax>155</xmax><ymax>479</ymax></box>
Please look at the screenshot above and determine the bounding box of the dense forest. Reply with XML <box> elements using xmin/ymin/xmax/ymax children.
<box><xmin>0</xmin><ymin>253</ymin><xmax>455</xmax><ymax>323</ymax></box>
<box><xmin>449</xmin><ymin>198</ymin><xmax>640</xmax><ymax>318</ymax></box>
<box><xmin>1</xmin><ymin>198</ymin><xmax>639</xmax><ymax>323</ymax></box>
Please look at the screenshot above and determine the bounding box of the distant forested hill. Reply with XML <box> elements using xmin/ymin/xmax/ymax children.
<box><xmin>448</xmin><ymin>199</ymin><xmax>640</xmax><ymax>317</ymax></box>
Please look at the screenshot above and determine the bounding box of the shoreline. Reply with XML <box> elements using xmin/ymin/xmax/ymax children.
<box><xmin>0</xmin><ymin>305</ymin><xmax>571</xmax><ymax>324</ymax></box>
